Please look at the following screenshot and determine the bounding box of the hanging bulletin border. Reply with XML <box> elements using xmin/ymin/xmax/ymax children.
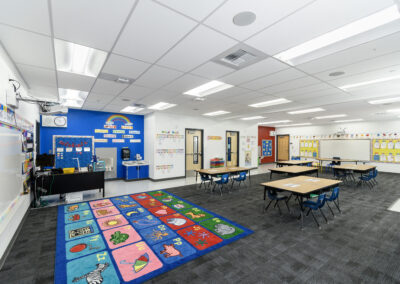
<box><xmin>299</xmin><ymin>140</ymin><xmax>319</xmax><ymax>158</ymax></box>
<box><xmin>372</xmin><ymin>139</ymin><xmax>400</xmax><ymax>163</ymax></box>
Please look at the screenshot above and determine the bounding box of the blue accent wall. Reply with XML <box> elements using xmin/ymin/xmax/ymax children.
<box><xmin>40</xmin><ymin>109</ymin><xmax>144</xmax><ymax>178</ymax></box>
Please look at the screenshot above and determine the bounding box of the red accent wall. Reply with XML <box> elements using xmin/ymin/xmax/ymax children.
<box><xmin>258</xmin><ymin>126</ymin><xmax>275</xmax><ymax>164</ymax></box>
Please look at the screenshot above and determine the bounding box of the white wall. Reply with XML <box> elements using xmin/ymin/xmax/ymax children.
<box><xmin>0</xmin><ymin>45</ymin><xmax>40</xmax><ymax>260</ymax></box>
<box><xmin>276</xmin><ymin>120</ymin><xmax>400</xmax><ymax>173</ymax></box>
<box><xmin>144</xmin><ymin>112</ymin><xmax>258</xmax><ymax>180</ymax></box>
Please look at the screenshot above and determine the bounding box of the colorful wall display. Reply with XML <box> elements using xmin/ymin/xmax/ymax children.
<box><xmin>300</xmin><ymin>140</ymin><xmax>319</xmax><ymax>158</ymax></box>
<box><xmin>207</xmin><ymin>136</ymin><xmax>222</xmax><ymax>140</ymax></box>
<box><xmin>372</xmin><ymin>139</ymin><xmax>400</xmax><ymax>163</ymax></box>
<box><xmin>40</xmin><ymin>109</ymin><xmax>144</xmax><ymax>178</ymax></box>
<box><xmin>53</xmin><ymin>136</ymin><xmax>94</xmax><ymax>169</ymax></box>
<box><xmin>261</xmin><ymin>139</ymin><xmax>272</xmax><ymax>157</ymax></box>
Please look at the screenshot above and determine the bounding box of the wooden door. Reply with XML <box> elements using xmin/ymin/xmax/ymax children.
<box><xmin>277</xmin><ymin>135</ymin><xmax>289</xmax><ymax>161</ymax></box>
<box><xmin>226</xmin><ymin>131</ymin><xmax>239</xmax><ymax>167</ymax></box>
<box><xmin>185</xmin><ymin>129</ymin><xmax>203</xmax><ymax>171</ymax></box>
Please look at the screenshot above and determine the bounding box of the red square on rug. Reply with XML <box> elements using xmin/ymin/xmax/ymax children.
<box><xmin>136</xmin><ymin>198</ymin><xmax>163</xmax><ymax>208</ymax></box>
<box><xmin>147</xmin><ymin>205</ymin><xmax>176</xmax><ymax>217</ymax></box>
<box><xmin>177</xmin><ymin>225</ymin><xmax>222</xmax><ymax>250</ymax></box>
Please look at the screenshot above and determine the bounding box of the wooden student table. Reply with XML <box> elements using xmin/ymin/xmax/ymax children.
<box><xmin>275</xmin><ymin>160</ymin><xmax>312</xmax><ymax>167</ymax></box>
<box><xmin>316</xmin><ymin>158</ymin><xmax>360</xmax><ymax>168</ymax></box>
<box><xmin>261</xmin><ymin>176</ymin><xmax>341</xmax><ymax>229</ymax></box>
<box><xmin>195</xmin><ymin>166</ymin><xmax>254</xmax><ymax>182</ymax></box>
<box><xmin>333</xmin><ymin>164</ymin><xmax>376</xmax><ymax>182</ymax></box>
<box><xmin>269</xmin><ymin>166</ymin><xmax>318</xmax><ymax>179</ymax></box>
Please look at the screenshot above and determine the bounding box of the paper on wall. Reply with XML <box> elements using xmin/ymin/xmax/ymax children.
<box><xmin>395</xmin><ymin>142</ymin><xmax>400</xmax><ymax>149</ymax></box>
<box><xmin>388</xmin><ymin>154</ymin><xmax>394</xmax><ymax>162</ymax></box>
<box><xmin>388</xmin><ymin>141</ymin><xmax>394</xmax><ymax>149</ymax></box>
<box><xmin>76</xmin><ymin>147</ymin><xmax>82</xmax><ymax>152</ymax></box>
<box><xmin>374</xmin><ymin>142</ymin><xmax>380</xmax><ymax>149</ymax></box>
<box><xmin>84</xmin><ymin>147</ymin><xmax>91</xmax><ymax>152</ymax></box>
<box><xmin>66</xmin><ymin>147</ymin><xmax>73</xmax><ymax>152</ymax></box>
<box><xmin>381</xmin><ymin>142</ymin><xmax>387</xmax><ymax>149</ymax></box>
<box><xmin>56</xmin><ymin>147</ymin><xmax>64</xmax><ymax>152</ymax></box>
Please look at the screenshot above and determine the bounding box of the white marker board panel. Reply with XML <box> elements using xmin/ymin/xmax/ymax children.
<box><xmin>0</xmin><ymin>126</ymin><xmax>22</xmax><ymax>223</ymax></box>
<box><xmin>320</xmin><ymin>139</ymin><xmax>371</xmax><ymax>161</ymax></box>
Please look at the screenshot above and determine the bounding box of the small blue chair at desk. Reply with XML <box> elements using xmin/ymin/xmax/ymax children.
<box><xmin>359</xmin><ymin>170</ymin><xmax>375</xmax><ymax>189</ymax></box>
<box><xmin>302</xmin><ymin>193</ymin><xmax>328</xmax><ymax>228</ymax></box>
<box><xmin>264</xmin><ymin>189</ymin><xmax>290</xmax><ymax>215</ymax></box>
<box><xmin>213</xmin><ymin>173</ymin><xmax>229</xmax><ymax>196</ymax></box>
<box><xmin>199</xmin><ymin>173</ymin><xmax>212</xmax><ymax>191</ymax></box>
<box><xmin>231</xmin><ymin>171</ymin><xmax>247</xmax><ymax>189</ymax></box>
<box><xmin>325</xmin><ymin>187</ymin><xmax>341</xmax><ymax>217</ymax></box>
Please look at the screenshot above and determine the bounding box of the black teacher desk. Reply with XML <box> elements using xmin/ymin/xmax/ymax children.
<box><xmin>34</xmin><ymin>171</ymin><xmax>105</xmax><ymax>206</ymax></box>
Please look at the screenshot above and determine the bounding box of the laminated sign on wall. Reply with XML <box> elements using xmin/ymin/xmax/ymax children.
<box><xmin>372</xmin><ymin>139</ymin><xmax>400</xmax><ymax>163</ymax></box>
<box><xmin>299</xmin><ymin>140</ymin><xmax>319</xmax><ymax>158</ymax></box>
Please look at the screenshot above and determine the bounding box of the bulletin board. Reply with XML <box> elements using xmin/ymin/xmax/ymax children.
<box><xmin>372</xmin><ymin>139</ymin><xmax>400</xmax><ymax>163</ymax></box>
<box><xmin>262</xmin><ymin>139</ymin><xmax>272</xmax><ymax>157</ymax></box>
<box><xmin>299</xmin><ymin>140</ymin><xmax>319</xmax><ymax>158</ymax></box>
<box><xmin>53</xmin><ymin>135</ymin><xmax>94</xmax><ymax>168</ymax></box>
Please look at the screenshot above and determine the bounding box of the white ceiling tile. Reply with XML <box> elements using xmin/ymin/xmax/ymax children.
<box><xmin>119</xmin><ymin>84</ymin><xmax>156</xmax><ymax>100</ymax></box>
<box><xmin>109</xmin><ymin>96</ymin><xmax>135</xmax><ymax>107</ymax></box>
<box><xmin>309</xmin><ymin>52</ymin><xmax>400</xmax><ymax>82</ymax></box>
<box><xmin>261</xmin><ymin>76</ymin><xmax>322</xmax><ymax>94</ymax></box>
<box><xmin>114</xmin><ymin>0</ymin><xmax>197</xmax><ymax>62</ymax></box>
<box><xmin>134</xmin><ymin>65</ymin><xmax>183</xmax><ymax>88</ymax></box>
<box><xmin>52</xmin><ymin>0</ymin><xmax>136</xmax><ymax>51</ymax></box>
<box><xmin>102</xmin><ymin>104</ymin><xmax>125</xmax><ymax>112</ymax></box>
<box><xmin>163</xmin><ymin>74</ymin><xmax>209</xmax><ymax>93</ymax></box>
<box><xmin>28</xmin><ymin>85</ymin><xmax>59</xmax><ymax>100</ymax></box>
<box><xmin>17</xmin><ymin>64</ymin><xmax>56</xmax><ymax>88</ymax></box>
<box><xmin>154</xmin><ymin>0</ymin><xmax>225</xmax><ymax>21</ymax></box>
<box><xmin>82</xmin><ymin>103</ymin><xmax>104</xmax><ymax>111</ymax></box>
<box><xmin>245</xmin><ymin>0</ymin><xmax>395</xmax><ymax>55</ymax></box>
<box><xmin>157</xmin><ymin>25</ymin><xmax>237</xmax><ymax>72</ymax></box>
<box><xmin>205</xmin><ymin>0</ymin><xmax>314</xmax><ymax>41</ymax></box>
<box><xmin>0</xmin><ymin>0</ymin><xmax>50</xmax><ymax>35</ymax></box>
<box><xmin>278</xmin><ymin>83</ymin><xmax>333</xmax><ymax>98</ymax></box>
<box><xmin>0</xmin><ymin>25</ymin><xmax>54</xmax><ymax>68</ymax></box>
<box><xmin>57</xmin><ymin>71</ymin><xmax>96</xmax><ymax>91</ymax></box>
<box><xmin>240</xmin><ymin>68</ymin><xmax>306</xmax><ymax>90</ymax></box>
<box><xmin>205</xmin><ymin>86</ymin><xmax>251</xmax><ymax>100</ymax></box>
<box><xmin>102</xmin><ymin>54</ymin><xmax>150</xmax><ymax>79</ymax></box>
<box><xmin>91</xmin><ymin>79</ymin><xmax>128</xmax><ymax>96</ymax></box>
<box><xmin>84</xmin><ymin>95</ymin><xmax>113</xmax><ymax>105</ymax></box>
<box><xmin>190</xmin><ymin>62</ymin><xmax>234</xmax><ymax>79</ymax></box>
<box><xmin>297</xmin><ymin>31</ymin><xmax>400</xmax><ymax>74</ymax></box>
<box><xmin>220</xmin><ymin>57</ymin><xmax>288</xmax><ymax>85</ymax></box>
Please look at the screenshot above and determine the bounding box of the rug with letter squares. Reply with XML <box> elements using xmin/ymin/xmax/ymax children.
<box><xmin>55</xmin><ymin>190</ymin><xmax>252</xmax><ymax>283</ymax></box>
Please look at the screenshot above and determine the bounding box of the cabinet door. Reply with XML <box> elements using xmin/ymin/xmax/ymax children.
<box><xmin>139</xmin><ymin>165</ymin><xmax>149</xmax><ymax>178</ymax></box>
<box><xmin>126</xmin><ymin>166</ymin><xmax>139</xmax><ymax>180</ymax></box>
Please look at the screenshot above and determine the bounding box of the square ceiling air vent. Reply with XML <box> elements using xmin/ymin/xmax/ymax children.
<box><xmin>211</xmin><ymin>43</ymin><xmax>268</xmax><ymax>70</ymax></box>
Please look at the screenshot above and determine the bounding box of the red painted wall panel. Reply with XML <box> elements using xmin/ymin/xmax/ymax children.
<box><xmin>258</xmin><ymin>126</ymin><xmax>275</xmax><ymax>164</ymax></box>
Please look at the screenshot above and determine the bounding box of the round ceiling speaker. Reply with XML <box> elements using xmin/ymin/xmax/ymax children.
<box><xmin>233</xmin><ymin>11</ymin><xmax>256</xmax><ymax>26</ymax></box>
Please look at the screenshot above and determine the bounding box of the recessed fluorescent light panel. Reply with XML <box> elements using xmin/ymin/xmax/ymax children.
<box><xmin>334</xmin><ymin>119</ymin><xmax>363</xmax><ymax>123</ymax></box>
<box><xmin>121</xmin><ymin>106</ymin><xmax>144</xmax><ymax>113</ymax></box>
<box><xmin>203</xmin><ymin>110</ymin><xmax>230</xmax><ymax>116</ymax></box>
<box><xmin>278</xmin><ymin>123</ymin><xmax>312</xmax><ymax>127</ymax></box>
<box><xmin>314</xmin><ymin>114</ymin><xmax>347</xmax><ymax>119</ymax></box>
<box><xmin>183</xmin><ymin>81</ymin><xmax>233</xmax><ymax>97</ymax></box>
<box><xmin>249</xmin><ymin>98</ymin><xmax>291</xmax><ymax>108</ymax></box>
<box><xmin>340</xmin><ymin>75</ymin><xmax>400</xmax><ymax>90</ymax></box>
<box><xmin>148</xmin><ymin>102</ymin><xmax>176</xmax><ymax>110</ymax></box>
<box><xmin>274</xmin><ymin>5</ymin><xmax>400</xmax><ymax>65</ymax></box>
<box><xmin>258</xmin><ymin>120</ymin><xmax>292</xmax><ymax>125</ymax></box>
<box><xmin>288</xmin><ymin>108</ymin><xmax>325</xmax><ymax>115</ymax></box>
<box><xmin>58</xmin><ymin>88</ymin><xmax>88</xmax><ymax>108</ymax></box>
<box><xmin>386</xmin><ymin>108</ymin><xmax>400</xmax><ymax>113</ymax></box>
<box><xmin>240</xmin><ymin>116</ymin><xmax>265</xmax><ymax>120</ymax></box>
<box><xmin>368</xmin><ymin>97</ymin><xmax>400</xmax><ymax>104</ymax></box>
<box><xmin>54</xmin><ymin>39</ymin><xmax>107</xmax><ymax>77</ymax></box>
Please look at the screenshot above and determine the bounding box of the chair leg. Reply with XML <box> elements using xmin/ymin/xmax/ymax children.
<box><xmin>219</xmin><ymin>184</ymin><xmax>223</xmax><ymax>196</ymax></box>
<box><xmin>277</xmin><ymin>202</ymin><xmax>282</xmax><ymax>215</ymax></box>
<box><xmin>264</xmin><ymin>199</ymin><xmax>273</xmax><ymax>213</ymax></box>
<box><xmin>326</xmin><ymin>202</ymin><xmax>335</xmax><ymax>217</ymax></box>
<box><xmin>306</xmin><ymin>208</ymin><xmax>311</xmax><ymax>216</ymax></box>
<box><xmin>286</xmin><ymin>194</ymin><xmax>293</xmax><ymax>204</ymax></box>
<box><xmin>333</xmin><ymin>200</ymin><xmax>341</xmax><ymax>213</ymax></box>
<box><xmin>310</xmin><ymin>211</ymin><xmax>320</xmax><ymax>228</ymax></box>
<box><xmin>319</xmin><ymin>208</ymin><xmax>328</xmax><ymax>224</ymax></box>
<box><xmin>285</xmin><ymin>200</ymin><xmax>291</xmax><ymax>213</ymax></box>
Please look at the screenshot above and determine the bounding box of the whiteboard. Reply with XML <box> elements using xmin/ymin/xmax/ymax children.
<box><xmin>0</xmin><ymin>126</ymin><xmax>22</xmax><ymax>222</ymax></box>
<box><xmin>320</xmin><ymin>139</ymin><xmax>371</xmax><ymax>161</ymax></box>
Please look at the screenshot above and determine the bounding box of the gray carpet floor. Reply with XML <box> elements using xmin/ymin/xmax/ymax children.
<box><xmin>1</xmin><ymin>171</ymin><xmax>400</xmax><ymax>284</ymax></box>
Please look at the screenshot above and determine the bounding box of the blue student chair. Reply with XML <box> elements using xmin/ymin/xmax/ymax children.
<box><xmin>325</xmin><ymin>187</ymin><xmax>341</xmax><ymax>217</ymax></box>
<box><xmin>359</xmin><ymin>170</ymin><xmax>375</xmax><ymax>189</ymax></box>
<box><xmin>302</xmin><ymin>193</ymin><xmax>328</xmax><ymax>228</ymax></box>
<box><xmin>213</xmin><ymin>174</ymin><xmax>230</xmax><ymax>196</ymax></box>
<box><xmin>327</xmin><ymin>156</ymin><xmax>341</xmax><ymax>173</ymax></box>
<box><xmin>199</xmin><ymin>173</ymin><xmax>212</xmax><ymax>191</ymax></box>
<box><xmin>231</xmin><ymin>171</ymin><xmax>247</xmax><ymax>189</ymax></box>
<box><xmin>264</xmin><ymin>189</ymin><xmax>290</xmax><ymax>215</ymax></box>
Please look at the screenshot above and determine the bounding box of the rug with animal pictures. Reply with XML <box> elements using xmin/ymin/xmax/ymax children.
<box><xmin>55</xmin><ymin>190</ymin><xmax>253</xmax><ymax>283</ymax></box>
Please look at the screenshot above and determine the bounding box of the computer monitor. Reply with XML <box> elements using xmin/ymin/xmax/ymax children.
<box><xmin>36</xmin><ymin>154</ymin><xmax>55</xmax><ymax>168</ymax></box>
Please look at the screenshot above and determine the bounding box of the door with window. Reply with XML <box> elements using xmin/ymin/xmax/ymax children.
<box><xmin>185</xmin><ymin>129</ymin><xmax>203</xmax><ymax>173</ymax></box>
<box><xmin>277</xmin><ymin>135</ymin><xmax>290</xmax><ymax>161</ymax></box>
<box><xmin>226</xmin><ymin>131</ymin><xmax>239</xmax><ymax>167</ymax></box>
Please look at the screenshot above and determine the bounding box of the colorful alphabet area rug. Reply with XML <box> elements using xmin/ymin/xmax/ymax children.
<box><xmin>55</xmin><ymin>190</ymin><xmax>252</xmax><ymax>283</ymax></box>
